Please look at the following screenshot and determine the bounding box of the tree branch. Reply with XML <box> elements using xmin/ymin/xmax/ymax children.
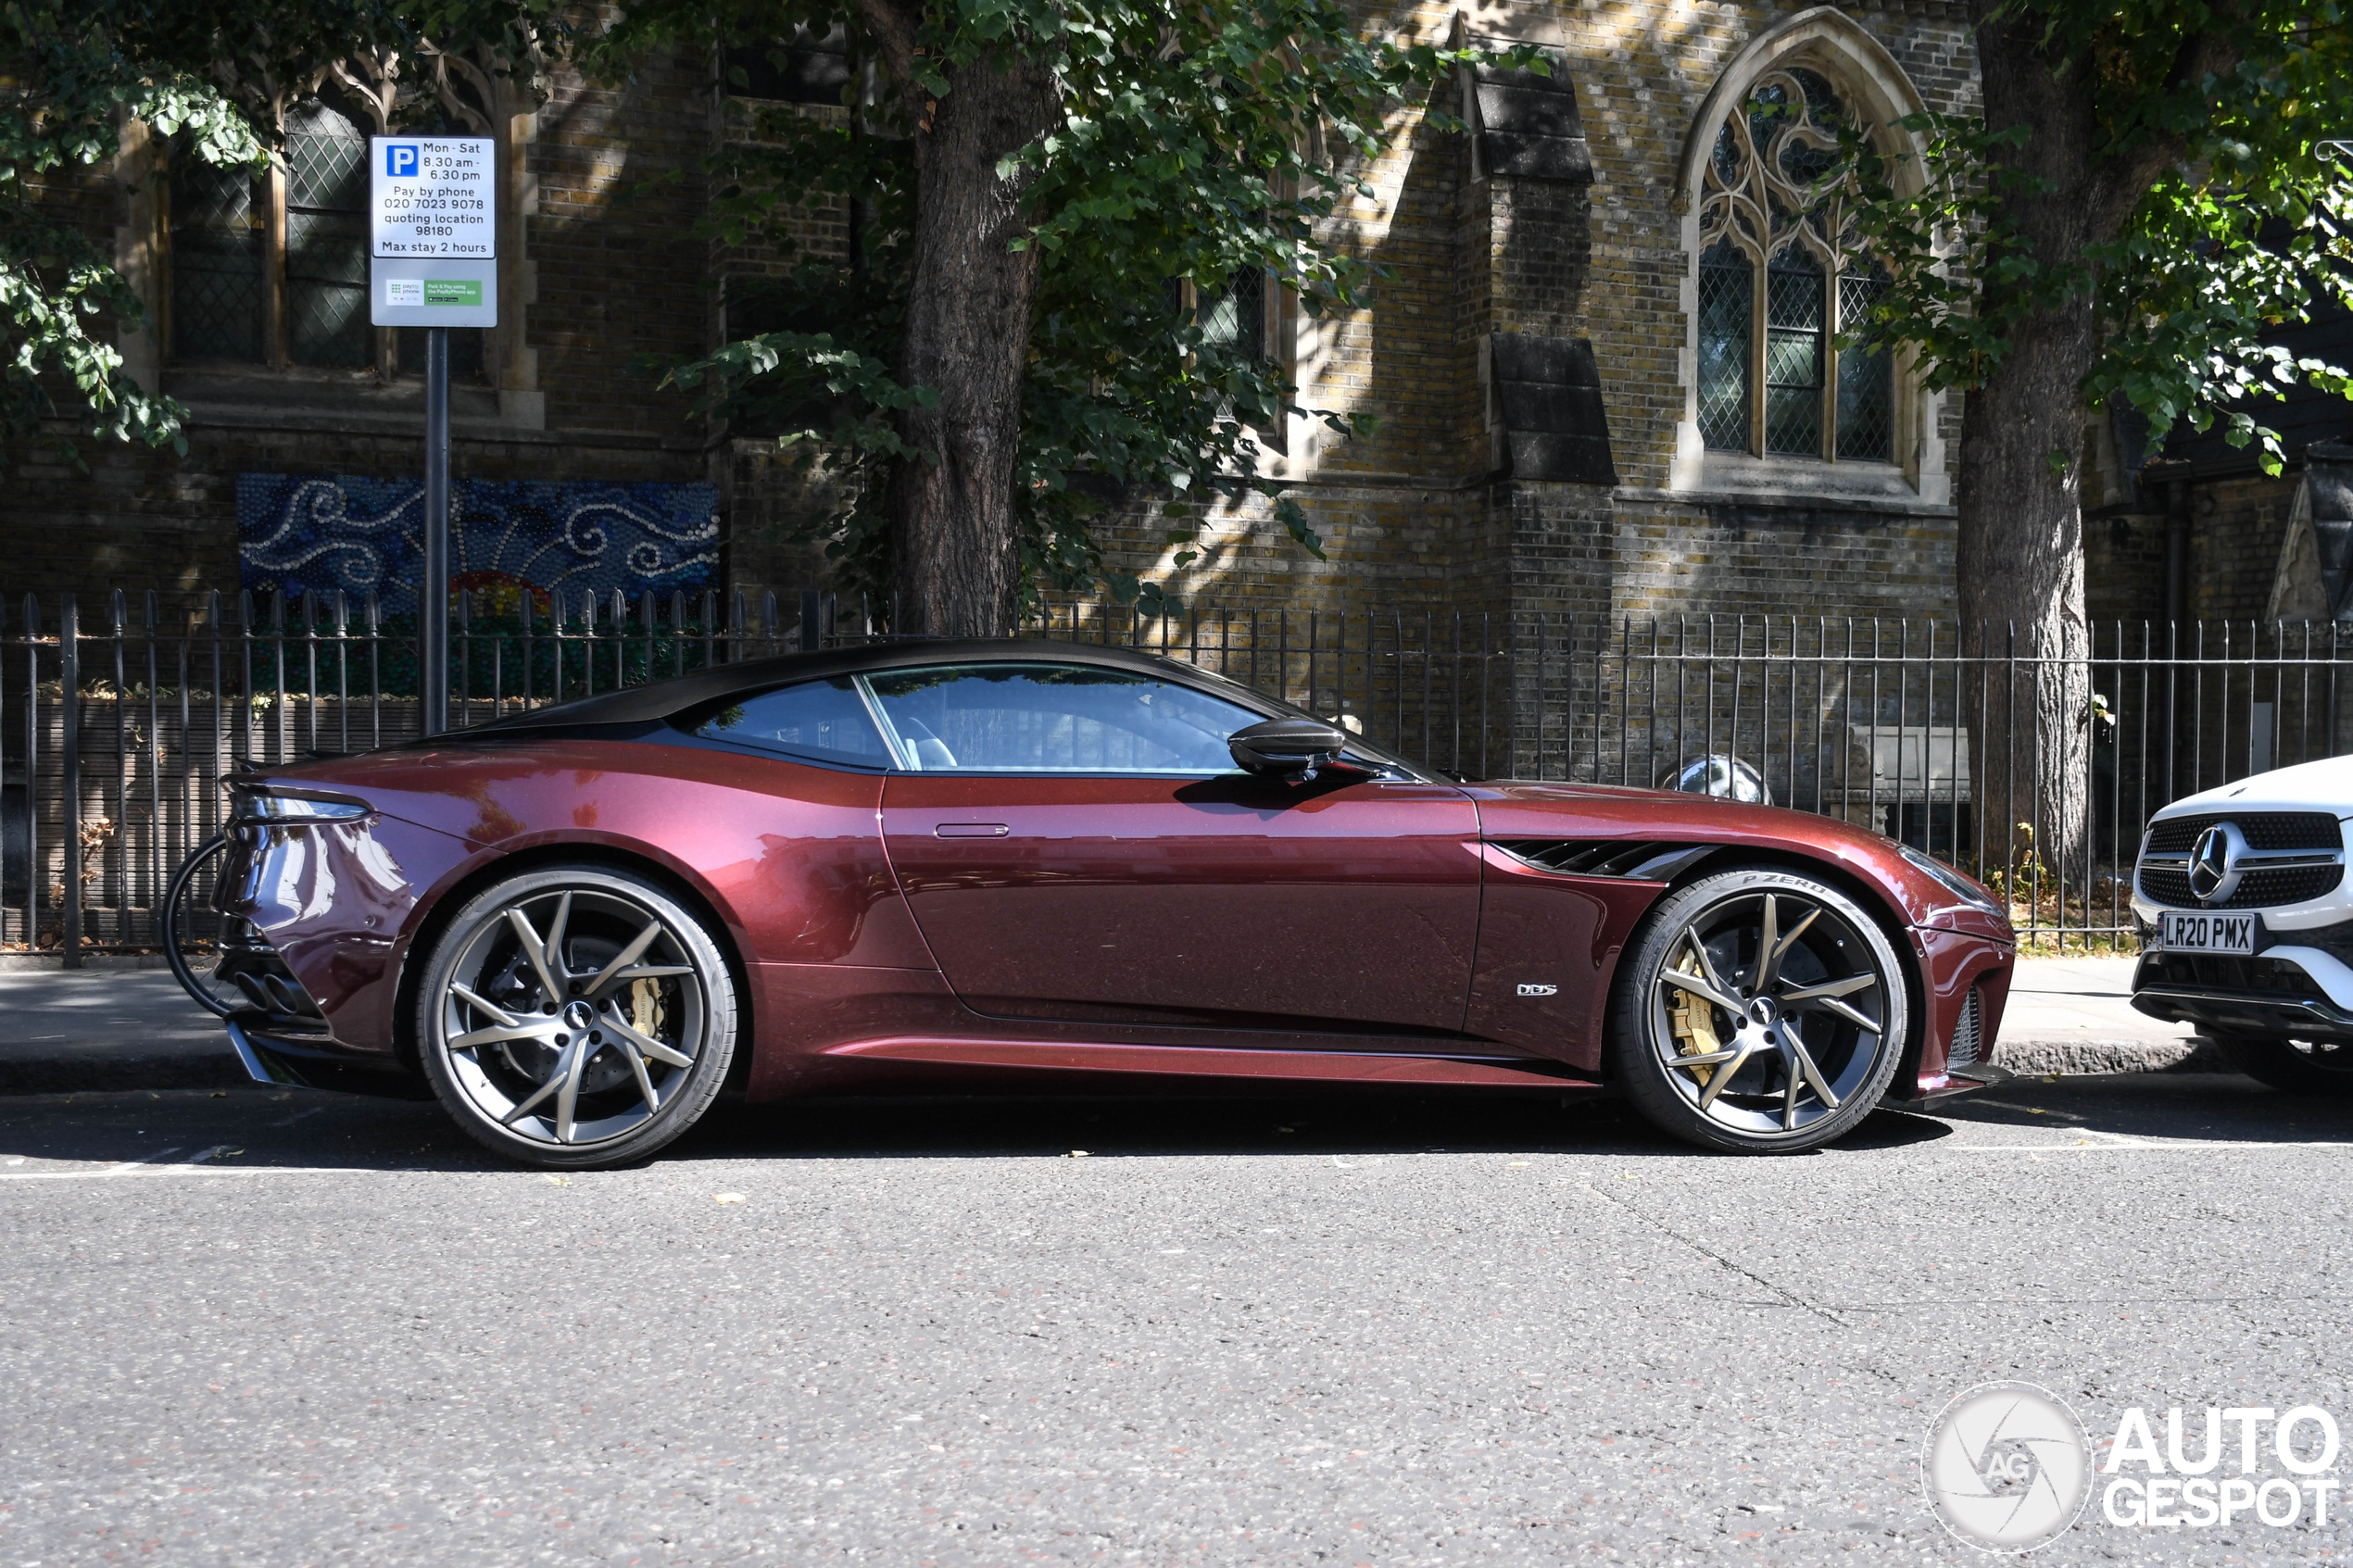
<box><xmin>851</xmin><ymin>0</ymin><xmax>920</xmax><ymax>91</ymax></box>
<box><xmin>2083</xmin><ymin>26</ymin><xmax>2240</xmax><ymax>243</ymax></box>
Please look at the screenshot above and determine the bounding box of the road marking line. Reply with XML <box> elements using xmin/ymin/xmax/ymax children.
<box><xmin>0</xmin><ymin>1163</ymin><xmax>413</xmax><ymax>1182</ymax></box>
<box><xmin>1953</xmin><ymin>1141</ymin><xmax>2353</xmax><ymax>1152</ymax></box>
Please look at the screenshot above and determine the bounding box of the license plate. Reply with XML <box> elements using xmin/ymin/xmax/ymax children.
<box><xmin>2158</xmin><ymin>910</ymin><xmax>2259</xmax><ymax>954</ymax></box>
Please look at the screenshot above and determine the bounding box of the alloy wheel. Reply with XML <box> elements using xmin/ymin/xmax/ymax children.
<box><xmin>1647</xmin><ymin>888</ymin><xmax>1895</xmax><ymax>1138</ymax></box>
<box><xmin>434</xmin><ymin>885</ymin><xmax>709</xmax><ymax>1148</ymax></box>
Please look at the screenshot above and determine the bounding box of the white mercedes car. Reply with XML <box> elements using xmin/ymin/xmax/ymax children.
<box><xmin>2131</xmin><ymin>757</ymin><xmax>2353</xmax><ymax>1091</ymax></box>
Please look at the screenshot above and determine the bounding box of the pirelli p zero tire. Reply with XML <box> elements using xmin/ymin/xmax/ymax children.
<box><xmin>2208</xmin><ymin>1031</ymin><xmax>2353</xmax><ymax>1096</ymax></box>
<box><xmin>1606</xmin><ymin>865</ymin><xmax>1909</xmax><ymax>1154</ymax></box>
<box><xmin>416</xmin><ymin>864</ymin><xmax>738</xmax><ymax>1169</ymax></box>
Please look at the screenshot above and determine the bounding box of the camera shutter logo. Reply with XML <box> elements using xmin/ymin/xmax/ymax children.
<box><xmin>1923</xmin><ymin>1382</ymin><xmax>2092</xmax><ymax>1551</ymax></box>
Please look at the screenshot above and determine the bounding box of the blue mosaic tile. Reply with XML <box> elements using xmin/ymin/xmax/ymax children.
<box><xmin>236</xmin><ymin>474</ymin><xmax>720</xmax><ymax>616</ymax></box>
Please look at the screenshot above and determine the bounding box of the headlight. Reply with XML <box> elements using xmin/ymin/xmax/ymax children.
<box><xmin>231</xmin><ymin>789</ymin><xmax>372</xmax><ymax>824</ymax></box>
<box><xmin>1899</xmin><ymin>844</ymin><xmax>2004</xmax><ymax>915</ymax></box>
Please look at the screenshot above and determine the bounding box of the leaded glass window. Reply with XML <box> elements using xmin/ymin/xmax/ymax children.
<box><xmin>1836</xmin><ymin>263</ymin><xmax>1893</xmax><ymax>460</ymax></box>
<box><xmin>283</xmin><ymin>99</ymin><xmax>372</xmax><ymax>369</ymax></box>
<box><xmin>1693</xmin><ymin>65</ymin><xmax>1894</xmax><ymax>463</ymax></box>
<box><xmin>1199</xmin><ymin>269</ymin><xmax>1267</xmax><ymax>364</ymax></box>
<box><xmin>1193</xmin><ymin>268</ymin><xmax>1273</xmax><ymax>436</ymax></box>
<box><xmin>1695</xmin><ymin>242</ymin><xmax>1751</xmax><ymax>451</ymax></box>
<box><xmin>169</xmin><ymin>93</ymin><xmax>492</xmax><ymax>380</ymax></box>
<box><xmin>170</xmin><ymin>154</ymin><xmax>264</xmax><ymax>362</ymax></box>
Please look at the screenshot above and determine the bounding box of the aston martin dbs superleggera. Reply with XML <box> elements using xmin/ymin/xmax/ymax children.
<box><xmin>174</xmin><ymin>638</ymin><xmax>2016</xmax><ymax>1166</ymax></box>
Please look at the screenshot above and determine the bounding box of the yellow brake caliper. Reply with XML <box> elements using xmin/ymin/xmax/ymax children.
<box><xmin>631</xmin><ymin>977</ymin><xmax>667</xmax><ymax>1040</ymax></box>
<box><xmin>1668</xmin><ymin>940</ymin><xmax>1723</xmax><ymax>1086</ymax></box>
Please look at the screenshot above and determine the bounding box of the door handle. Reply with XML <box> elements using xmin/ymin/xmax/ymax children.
<box><xmin>933</xmin><ymin>822</ymin><xmax>1009</xmax><ymax>838</ymax></box>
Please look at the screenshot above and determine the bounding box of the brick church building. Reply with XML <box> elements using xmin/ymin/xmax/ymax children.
<box><xmin>13</xmin><ymin>1</ymin><xmax>2342</xmax><ymax>632</ymax></box>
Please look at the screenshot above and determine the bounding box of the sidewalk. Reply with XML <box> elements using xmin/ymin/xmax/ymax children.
<box><xmin>0</xmin><ymin>950</ymin><xmax>2220</xmax><ymax>1094</ymax></box>
<box><xmin>0</xmin><ymin>966</ymin><xmax>245</xmax><ymax>1092</ymax></box>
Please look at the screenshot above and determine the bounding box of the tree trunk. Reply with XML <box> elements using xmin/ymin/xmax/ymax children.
<box><xmin>1957</xmin><ymin>3</ymin><xmax>2106</xmax><ymax>883</ymax></box>
<box><xmin>875</xmin><ymin>45</ymin><xmax>1060</xmax><ymax>637</ymax></box>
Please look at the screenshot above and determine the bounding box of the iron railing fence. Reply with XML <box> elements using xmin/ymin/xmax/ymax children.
<box><xmin>2</xmin><ymin>588</ymin><xmax>1508</xmax><ymax>956</ymax></box>
<box><xmin>5</xmin><ymin>589</ymin><xmax>2347</xmax><ymax>956</ymax></box>
<box><xmin>1513</xmin><ymin>615</ymin><xmax>2350</xmax><ymax>949</ymax></box>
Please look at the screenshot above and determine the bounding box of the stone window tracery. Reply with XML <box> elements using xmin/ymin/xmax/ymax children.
<box><xmin>1694</xmin><ymin>66</ymin><xmax>1892</xmax><ymax>465</ymax></box>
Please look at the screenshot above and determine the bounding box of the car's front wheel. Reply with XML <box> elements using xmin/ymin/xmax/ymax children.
<box><xmin>416</xmin><ymin>865</ymin><xmax>738</xmax><ymax>1168</ymax></box>
<box><xmin>2208</xmin><ymin>1031</ymin><xmax>2353</xmax><ymax>1096</ymax></box>
<box><xmin>1607</xmin><ymin>865</ymin><xmax>1909</xmax><ymax>1153</ymax></box>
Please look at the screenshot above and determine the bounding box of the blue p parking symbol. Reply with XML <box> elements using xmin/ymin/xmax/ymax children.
<box><xmin>385</xmin><ymin>144</ymin><xmax>419</xmax><ymax>178</ymax></box>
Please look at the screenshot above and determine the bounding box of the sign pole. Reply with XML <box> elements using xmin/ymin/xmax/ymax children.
<box><xmin>422</xmin><ymin>327</ymin><xmax>451</xmax><ymax>736</ymax></box>
<box><xmin>370</xmin><ymin>132</ymin><xmax>496</xmax><ymax>741</ymax></box>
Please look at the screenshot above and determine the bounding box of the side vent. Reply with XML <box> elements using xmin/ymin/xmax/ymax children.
<box><xmin>1946</xmin><ymin>986</ymin><xmax>1983</xmax><ymax>1072</ymax></box>
<box><xmin>1492</xmin><ymin>841</ymin><xmax>1714</xmax><ymax>882</ymax></box>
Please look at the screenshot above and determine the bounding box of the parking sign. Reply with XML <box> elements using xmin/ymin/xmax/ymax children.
<box><xmin>369</xmin><ymin>135</ymin><xmax>494</xmax><ymax>259</ymax></box>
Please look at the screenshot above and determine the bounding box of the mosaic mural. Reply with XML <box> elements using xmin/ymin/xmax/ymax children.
<box><xmin>236</xmin><ymin>474</ymin><xmax>721</xmax><ymax>616</ymax></box>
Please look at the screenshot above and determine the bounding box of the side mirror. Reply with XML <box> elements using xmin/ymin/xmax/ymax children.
<box><xmin>1229</xmin><ymin>717</ymin><xmax>1353</xmax><ymax>782</ymax></box>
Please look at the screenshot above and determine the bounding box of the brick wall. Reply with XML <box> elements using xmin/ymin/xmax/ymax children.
<box><xmin>6</xmin><ymin>47</ymin><xmax>718</xmax><ymax>607</ymax></box>
<box><xmin>19</xmin><ymin>5</ymin><xmax>2015</xmax><ymax>637</ymax></box>
<box><xmin>527</xmin><ymin>48</ymin><xmax>715</xmax><ymax>435</ymax></box>
<box><xmin>2189</xmin><ymin>475</ymin><xmax>2299</xmax><ymax>624</ymax></box>
<box><xmin>1076</xmin><ymin>0</ymin><xmax>1980</xmax><ymax>639</ymax></box>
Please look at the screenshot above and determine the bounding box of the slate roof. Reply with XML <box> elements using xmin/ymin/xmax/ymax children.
<box><xmin>1465</xmin><ymin>37</ymin><xmax>1592</xmax><ymax>185</ymax></box>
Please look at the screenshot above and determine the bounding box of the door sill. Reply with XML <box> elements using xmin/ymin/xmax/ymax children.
<box><xmin>822</xmin><ymin>1035</ymin><xmax>1599</xmax><ymax>1089</ymax></box>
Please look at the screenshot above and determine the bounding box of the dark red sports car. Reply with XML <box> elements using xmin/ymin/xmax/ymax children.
<box><xmin>175</xmin><ymin>639</ymin><xmax>2014</xmax><ymax>1166</ymax></box>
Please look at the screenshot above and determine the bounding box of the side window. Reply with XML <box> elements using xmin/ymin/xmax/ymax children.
<box><xmin>862</xmin><ymin>664</ymin><xmax>1260</xmax><ymax>773</ymax></box>
<box><xmin>694</xmin><ymin>677</ymin><xmax>891</xmax><ymax>767</ymax></box>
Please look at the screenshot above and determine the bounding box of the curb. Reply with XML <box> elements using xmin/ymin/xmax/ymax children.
<box><xmin>1991</xmin><ymin>1037</ymin><xmax>2233</xmax><ymax>1076</ymax></box>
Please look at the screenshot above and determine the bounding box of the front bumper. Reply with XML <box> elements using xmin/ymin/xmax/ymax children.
<box><xmin>2131</xmin><ymin>948</ymin><xmax>2353</xmax><ymax>1043</ymax></box>
<box><xmin>224</xmin><ymin>1015</ymin><xmax>431</xmax><ymax>1098</ymax></box>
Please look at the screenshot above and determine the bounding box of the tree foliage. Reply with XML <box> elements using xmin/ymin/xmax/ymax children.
<box><xmin>0</xmin><ymin>0</ymin><xmax>551</xmax><ymax>471</ymax></box>
<box><xmin>1835</xmin><ymin>0</ymin><xmax>2353</xmax><ymax>475</ymax></box>
<box><xmin>604</xmin><ymin>0</ymin><xmax>1530</xmax><ymax>613</ymax></box>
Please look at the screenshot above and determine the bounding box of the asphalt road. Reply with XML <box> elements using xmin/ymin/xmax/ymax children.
<box><xmin>1</xmin><ymin>1074</ymin><xmax>2347</xmax><ymax>1566</ymax></box>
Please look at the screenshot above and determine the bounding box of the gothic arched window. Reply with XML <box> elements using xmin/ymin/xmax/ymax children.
<box><xmin>165</xmin><ymin>92</ymin><xmax>485</xmax><ymax>381</ymax></box>
<box><xmin>1693</xmin><ymin>67</ymin><xmax>1891</xmax><ymax>464</ymax></box>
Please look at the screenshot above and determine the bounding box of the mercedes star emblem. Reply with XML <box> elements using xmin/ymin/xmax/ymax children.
<box><xmin>2187</xmin><ymin>822</ymin><xmax>2245</xmax><ymax>904</ymax></box>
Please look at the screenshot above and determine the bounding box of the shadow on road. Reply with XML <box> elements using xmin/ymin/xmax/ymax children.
<box><xmin>0</xmin><ymin>1082</ymin><xmax>1696</xmax><ymax>1173</ymax></box>
<box><xmin>2</xmin><ymin>1069</ymin><xmax>2337</xmax><ymax>1175</ymax></box>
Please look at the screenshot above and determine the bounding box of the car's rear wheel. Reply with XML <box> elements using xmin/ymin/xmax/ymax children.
<box><xmin>2206</xmin><ymin>1031</ymin><xmax>2353</xmax><ymax>1096</ymax></box>
<box><xmin>1607</xmin><ymin>865</ymin><xmax>1908</xmax><ymax>1153</ymax></box>
<box><xmin>416</xmin><ymin>865</ymin><xmax>737</xmax><ymax>1168</ymax></box>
